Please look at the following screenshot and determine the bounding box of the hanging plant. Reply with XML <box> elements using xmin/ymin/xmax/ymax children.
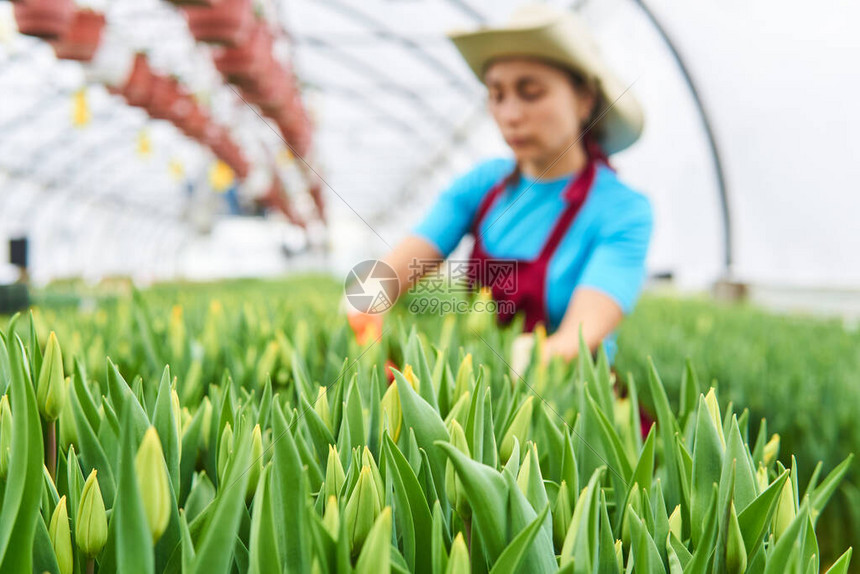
<box><xmin>183</xmin><ymin>0</ymin><xmax>253</xmax><ymax>47</ymax></box>
<box><xmin>13</xmin><ymin>0</ymin><xmax>74</xmax><ymax>40</ymax></box>
<box><xmin>122</xmin><ymin>53</ymin><xmax>156</xmax><ymax>109</ymax></box>
<box><xmin>52</xmin><ymin>8</ymin><xmax>105</xmax><ymax>62</ymax></box>
<box><xmin>212</xmin><ymin>20</ymin><xmax>272</xmax><ymax>87</ymax></box>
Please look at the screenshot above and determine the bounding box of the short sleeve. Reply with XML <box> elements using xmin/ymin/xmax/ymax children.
<box><xmin>577</xmin><ymin>193</ymin><xmax>654</xmax><ymax>314</ymax></box>
<box><xmin>412</xmin><ymin>158</ymin><xmax>512</xmax><ymax>257</ymax></box>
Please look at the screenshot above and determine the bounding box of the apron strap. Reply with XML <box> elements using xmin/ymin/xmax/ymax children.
<box><xmin>539</xmin><ymin>156</ymin><xmax>597</xmax><ymax>259</ymax></box>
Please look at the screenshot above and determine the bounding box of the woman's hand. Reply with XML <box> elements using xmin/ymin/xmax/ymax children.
<box><xmin>541</xmin><ymin>333</ymin><xmax>578</xmax><ymax>364</ymax></box>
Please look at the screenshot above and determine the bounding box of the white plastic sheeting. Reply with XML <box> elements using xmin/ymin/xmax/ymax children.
<box><xmin>1</xmin><ymin>0</ymin><xmax>859</xmax><ymax>290</ymax></box>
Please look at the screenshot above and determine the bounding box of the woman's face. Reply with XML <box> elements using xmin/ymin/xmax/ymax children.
<box><xmin>484</xmin><ymin>58</ymin><xmax>594</xmax><ymax>165</ymax></box>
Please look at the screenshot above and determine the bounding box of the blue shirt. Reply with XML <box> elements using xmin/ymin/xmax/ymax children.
<box><xmin>412</xmin><ymin>157</ymin><xmax>654</xmax><ymax>364</ymax></box>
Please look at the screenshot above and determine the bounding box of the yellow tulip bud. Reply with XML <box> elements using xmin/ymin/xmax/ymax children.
<box><xmin>614</xmin><ymin>539</ymin><xmax>624</xmax><ymax>571</ymax></box>
<box><xmin>325</xmin><ymin>445</ymin><xmax>346</xmax><ymax>501</ymax></box>
<box><xmin>447</xmin><ymin>532</ymin><xmax>470</xmax><ymax>574</ymax></box>
<box><xmin>171</xmin><ymin>388</ymin><xmax>182</xmax><ymax>461</ymax></box>
<box><xmin>756</xmin><ymin>464</ymin><xmax>769</xmax><ymax>493</ymax></box>
<box><xmin>763</xmin><ymin>434</ymin><xmax>780</xmax><ymax>467</ymax></box>
<box><xmin>49</xmin><ymin>496</ymin><xmax>73</xmax><ymax>574</ymax></box>
<box><xmin>500</xmin><ymin>396</ymin><xmax>534</xmax><ymax>463</ymax></box>
<box><xmin>344</xmin><ymin>466</ymin><xmax>381</xmax><ymax>555</ymax></box>
<box><xmin>315</xmin><ymin>387</ymin><xmax>331</xmax><ymax>431</ymax></box>
<box><xmin>380</xmin><ymin>385</ymin><xmax>403</xmax><ymax>443</ymax></box>
<box><xmin>668</xmin><ymin>504</ymin><xmax>682</xmax><ymax>540</ymax></box>
<box><xmin>772</xmin><ymin>478</ymin><xmax>796</xmax><ymax>541</ymax></box>
<box><xmin>453</xmin><ymin>354</ymin><xmax>473</xmax><ymax>399</ymax></box>
<box><xmin>135</xmin><ymin>427</ymin><xmax>171</xmax><ymax>544</ymax></box>
<box><xmin>704</xmin><ymin>388</ymin><xmax>726</xmax><ymax>449</ymax></box>
<box><xmin>76</xmin><ymin>470</ymin><xmax>108</xmax><ymax>557</ymax></box>
<box><xmin>362</xmin><ymin>447</ymin><xmax>385</xmax><ymax>505</ymax></box>
<box><xmin>726</xmin><ymin>501</ymin><xmax>747</xmax><ymax>574</ymax></box>
<box><xmin>402</xmin><ymin>364</ymin><xmax>420</xmax><ymax>391</ymax></box>
<box><xmin>218</xmin><ymin>423</ymin><xmax>234</xmax><ymax>485</ymax></box>
<box><xmin>37</xmin><ymin>332</ymin><xmax>67</xmax><ymax>421</ymax></box>
<box><xmin>323</xmin><ymin>495</ymin><xmax>340</xmax><ymax>539</ymax></box>
<box><xmin>200</xmin><ymin>398</ymin><xmax>213</xmax><ymax>450</ymax></box>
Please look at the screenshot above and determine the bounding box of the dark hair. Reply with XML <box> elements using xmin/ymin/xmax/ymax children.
<box><xmin>561</xmin><ymin>66</ymin><xmax>604</xmax><ymax>137</ymax></box>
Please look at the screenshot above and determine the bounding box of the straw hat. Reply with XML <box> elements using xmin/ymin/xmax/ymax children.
<box><xmin>448</xmin><ymin>3</ymin><xmax>643</xmax><ymax>155</ymax></box>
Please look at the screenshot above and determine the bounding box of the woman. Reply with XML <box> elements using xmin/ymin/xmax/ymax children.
<box><xmin>348</xmin><ymin>4</ymin><xmax>653</xmax><ymax>366</ymax></box>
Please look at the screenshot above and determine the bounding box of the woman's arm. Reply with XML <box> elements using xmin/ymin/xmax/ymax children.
<box><xmin>542</xmin><ymin>287</ymin><xmax>623</xmax><ymax>362</ymax></box>
<box><xmin>381</xmin><ymin>235</ymin><xmax>444</xmax><ymax>301</ymax></box>
<box><xmin>346</xmin><ymin>235</ymin><xmax>443</xmax><ymax>343</ymax></box>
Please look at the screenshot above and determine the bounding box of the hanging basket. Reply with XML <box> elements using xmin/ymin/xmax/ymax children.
<box><xmin>183</xmin><ymin>0</ymin><xmax>253</xmax><ymax>47</ymax></box>
<box><xmin>14</xmin><ymin>0</ymin><xmax>74</xmax><ymax>40</ymax></box>
<box><xmin>52</xmin><ymin>9</ymin><xmax>105</xmax><ymax>62</ymax></box>
<box><xmin>212</xmin><ymin>20</ymin><xmax>272</xmax><ymax>87</ymax></box>
<box><xmin>122</xmin><ymin>53</ymin><xmax>156</xmax><ymax>109</ymax></box>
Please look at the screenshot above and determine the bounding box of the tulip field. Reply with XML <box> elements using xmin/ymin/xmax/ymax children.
<box><xmin>0</xmin><ymin>277</ymin><xmax>856</xmax><ymax>573</ymax></box>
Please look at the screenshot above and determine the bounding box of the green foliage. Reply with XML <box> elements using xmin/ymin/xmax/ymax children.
<box><xmin>0</xmin><ymin>279</ymin><xmax>853</xmax><ymax>572</ymax></box>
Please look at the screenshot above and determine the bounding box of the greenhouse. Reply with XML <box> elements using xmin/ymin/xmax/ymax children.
<box><xmin>1</xmin><ymin>0</ymin><xmax>859</xmax><ymax>572</ymax></box>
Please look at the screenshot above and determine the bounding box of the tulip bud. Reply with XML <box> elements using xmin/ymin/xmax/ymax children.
<box><xmin>453</xmin><ymin>354</ymin><xmax>473</xmax><ymax>400</ymax></box>
<box><xmin>668</xmin><ymin>504</ymin><xmax>682</xmax><ymax>540</ymax></box>
<box><xmin>614</xmin><ymin>539</ymin><xmax>624</xmax><ymax>571</ymax></box>
<box><xmin>726</xmin><ymin>501</ymin><xmax>747</xmax><ymax>574</ymax></box>
<box><xmin>37</xmin><ymin>332</ymin><xmax>67</xmax><ymax>421</ymax></box>
<box><xmin>380</xmin><ymin>385</ymin><xmax>402</xmax><ymax>443</ymax></box>
<box><xmin>200</xmin><ymin>398</ymin><xmax>213</xmax><ymax>450</ymax></box>
<box><xmin>402</xmin><ymin>364</ymin><xmax>420</xmax><ymax>391</ymax></box>
<box><xmin>772</xmin><ymin>477</ymin><xmax>796</xmax><ymax>541</ymax></box>
<box><xmin>322</xmin><ymin>495</ymin><xmax>340</xmax><ymax>539</ymax></box>
<box><xmin>553</xmin><ymin>481</ymin><xmax>572</xmax><ymax>550</ymax></box>
<box><xmin>218</xmin><ymin>423</ymin><xmax>234</xmax><ymax>485</ymax></box>
<box><xmin>613</xmin><ymin>397</ymin><xmax>631</xmax><ymax>431</ymax></box>
<box><xmin>756</xmin><ymin>464</ymin><xmax>769</xmax><ymax>493</ymax></box>
<box><xmin>135</xmin><ymin>427</ymin><xmax>171</xmax><ymax>544</ymax></box>
<box><xmin>344</xmin><ymin>466</ymin><xmax>381</xmax><ymax>555</ymax></box>
<box><xmin>315</xmin><ymin>386</ymin><xmax>331</xmax><ymax>431</ymax></box>
<box><xmin>168</xmin><ymin>305</ymin><xmax>186</xmax><ymax>361</ymax></box>
<box><xmin>445</xmin><ymin>420</ymin><xmax>471</xmax><ymax>519</ymax></box>
<box><xmin>500</xmin><ymin>395</ymin><xmax>534</xmax><ymax>463</ymax></box>
<box><xmin>49</xmin><ymin>496</ymin><xmax>73</xmax><ymax>574</ymax></box>
<box><xmin>466</xmin><ymin>287</ymin><xmax>494</xmax><ymax>335</ymax></box>
<box><xmin>704</xmin><ymin>388</ymin><xmax>726</xmax><ymax>449</ymax></box>
<box><xmin>171</xmin><ymin>388</ymin><xmax>182</xmax><ymax>461</ymax></box>
<box><xmin>447</xmin><ymin>532</ymin><xmax>470</xmax><ymax>574</ymax></box>
<box><xmin>246</xmin><ymin>424</ymin><xmax>263</xmax><ymax>502</ymax></box>
<box><xmin>76</xmin><ymin>470</ymin><xmax>108</xmax><ymax>557</ymax></box>
<box><xmin>763</xmin><ymin>434</ymin><xmax>780</xmax><ymax>467</ymax></box>
<box><xmin>443</xmin><ymin>391</ymin><xmax>470</xmax><ymax>429</ymax></box>
<box><xmin>325</xmin><ymin>445</ymin><xmax>346</xmax><ymax>501</ymax></box>
<box><xmin>362</xmin><ymin>447</ymin><xmax>385</xmax><ymax>505</ymax></box>
<box><xmin>0</xmin><ymin>395</ymin><xmax>12</xmax><ymax>479</ymax></box>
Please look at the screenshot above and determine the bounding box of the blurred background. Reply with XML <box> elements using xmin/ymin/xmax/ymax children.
<box><xmin>1</xmin><ymin>0</ymin><xmax>859</xmax><ymax>310</ymax></box>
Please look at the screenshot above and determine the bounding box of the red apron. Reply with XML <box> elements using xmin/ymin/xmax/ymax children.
<box><xmin>467</xmin><ymin>153</ymin><xmax>599</xmax><ymax>333</ymax></box>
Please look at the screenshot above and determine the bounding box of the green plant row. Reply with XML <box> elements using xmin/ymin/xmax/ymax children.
<box><xmin>0</xmin><ymin>287</ymin><xmax>854</xmax><ymax>573</ymax></box>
